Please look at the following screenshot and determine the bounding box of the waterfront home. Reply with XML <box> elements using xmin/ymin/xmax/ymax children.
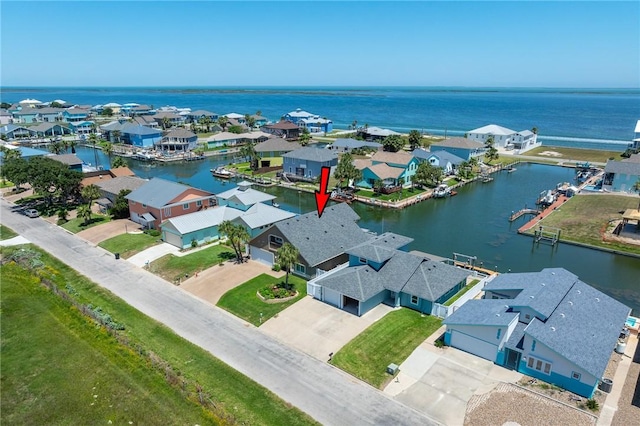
<box><xmin>327</xmin><ymin>138</ymin><xmax>382</xmax><ymax>153</ymax></box>
<box><xmin>0</xmin><ymin>109</ymin><xmax>12</xmax><ymax>125</ymax></box>
<box><xmin>157</xmin><ymin>128</ymin><xmax>198</xmax><ymax>153</ymax></box>
<box><xmin>62</xmin><ymin>108</ymin><xmax>90</xmax><ymax>123</ymax></box>
<box><xmin>126</xmin><ymin>177</ymin><xmax>216</xmax><ymax>229</ymax></box>
<box><xmin>216</xmin><ymin>181</ymin><xmax>276</xmax><ymax>211</ymax></box>
<box><xmin>36</xmin><ymin>107</ymin><xmax>64</xmax><ymax>123</ymax></box>
<box><xmin>412</xmin><ymin>148</ymin><xmax>465</xmax><ymax>175</ymax></box>
<box><xmin>603</xmin><ymin>157</ymin><xmax>640</xmax><ymax>193</ymax></box>
<box><xmin>122</xmin><ymin>125</ymin><xmax>163</xmax><ymax>148</ymax></box>
<box><xmin>250</xmin><ymin>114</ymin><xmax>269</xmax><ymax>128</ymax></box>
<box><xmin>30</xmin><ymin>122</ymin><xmax>73</xmax><ymax>138</ymax></box>
<box><xmin>153</xmin><ymin>111</ymin><xmax>185</xmax><ymax>128</ymax></box>
<box><xmin>0</xmin><ymin>143</ymin><xmax>49</xmax><ymax>164</ymax></box>
<box><xmin>429</xmin><ymin>137</ymin><xmax>485</xmax><ymax>161</ymax></box>
<box><xmin>186</xmin><ymin>109</ymin><xmax>219</xmax><ymax>123</ymax></box>
<box><xmin>0</xmin><ymin>124</ymin><xmax>37</xmax><ymax>140</ymax></box>
<box><xmin>282</xmin><ymin>147</ymin><xmax>338</xmax><ymax>180</ymax></box>
<box><xmin>102</xmin><ymin>102</ymin><xmax>122</xmax><ymax>114</ymax></box>
<box><xmin>360</xmin><ymin>126</ymin><xmax>400</xmax><ymax>141</ymax></box>
<box><xmin>129</xmin><ymin>104</ymin><xmax>153</xmax><ymax>116</ymax></box>
<box><xmin>355</xmin><ymin>150</ymin><xmax>419</xmax><ymax>189</ymax></box>
<box><xmin>467</xmin><ymin>124</ymin><xmax>539</xmax><ymax>153</ymax></box>
<box><xmin>254</xmin><ymin>137</ymin><xmax>301</xmax><ymax>157</ymax></box>
<box><xmin>203</xmin><ymin>131</ymin><xmax>244</xmax><ymax>149</ymax></box>
<box><xmin>249</xmin><ymin>203</ymin><xmax>372</xmax><ymax>276</ymax></box>
<box><xmin>307</xmin><ymin>234</ymin><xmax>471</xmax><ymax>316</ymax></box>
<box><xmin>132</xmin><ymin>115</ymin><xmax>160</xmax><ymax>128</ymax></box>
<box><xmin>261</xmin><ymin>120</ymin><xmax>301</xmax><ymax>140</ymax></box>
<box><xmin>12</xmin><ymin>107</ymin><xmax>40</xmax><ymax>124</ymax></box>
<box><xmin>282</xmin><ymin>108</ymin><xmax>333</xmax><ymax>134</ymax></box>
<box><xmin>90</xmin><ymin>173</ymin><xmax>146</xmax><ymax>212</ymax></box>
<box><xmin>223</xmin><ymin>112</ymin><xmax>246</xmax><ymax>123</ymax></box>
<box><xmin>51</xmin><ymin>154</ymin><xmax>83</xmax><ymax>171</ymax></box>
<box><xmin>443</xmin><ymin>268</ymin><xmax>631</xmax><ymax>398</ymax></box>
<box><xmin>68</xmin><ymin>121</ymin><xmax>95</xmax><ymax>136</ymax></box>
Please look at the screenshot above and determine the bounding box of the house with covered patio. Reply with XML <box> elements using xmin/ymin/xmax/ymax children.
<box><xmin>157</xmin><ymin>128</ymin><xmax>198</xmax><ymax>152</ymax></box>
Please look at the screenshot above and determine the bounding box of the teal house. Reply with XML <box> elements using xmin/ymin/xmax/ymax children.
<box><xmin>355</xmin><ymin>150</ymin><xmax>419</xmax><ymax>189</ymax></box>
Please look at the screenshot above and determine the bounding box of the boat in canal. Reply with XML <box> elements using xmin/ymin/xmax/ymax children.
<box><xmin>433</xmin><ymin>183</ymin><xmax>451</xmax><ymax>198</ymax></box>
<box><xmin>211</xmin><ymin>166</ymin><xmax>233</xmax><ymax>179</ymax></box>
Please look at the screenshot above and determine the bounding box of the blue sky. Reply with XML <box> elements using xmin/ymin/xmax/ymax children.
<box><xmin>1</xmin><ymin>1</ymin><xmax>638</xmax><ymax>87</ymax></box>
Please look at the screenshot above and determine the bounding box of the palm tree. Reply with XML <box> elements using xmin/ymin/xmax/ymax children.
<box><xmin>299</xmin><ymin>128</ymin><xmax>311</xmax><ymax>146</ymax></box>
<box><xmin>219</xmin><ymin>220</ymin><xmax>250</xmax><ymax>263</ymax></box>
<box><xmin>161</xmin><ymin>116</ymin><xmax>171</xmax><ymax>130</ymax></box>
<box><xmin>112</xmin><ymin>156</ymin><xmax>127</xmax><ymax>169</ymax></box>
<box><xmin>77</xmin><ymin>204</ymin><xmax>92</xmax><ymax>226</ymax></box>
<box><xmin>102</xmin><ymin>142</ymin><xmax>114</xmax><ymax>168</ymax></box>
<box><xmin>49</xmin><ymin>141</ymin><xmax>65</xmax><ymax>155</ymax></box>
<box><xmin>276</xmin><ymin>242</ymin><xmax>299</xmax><ymax>288</ymax></box>
<box><xmin>88</xmin><ymin>133</ymin><xmax>100</xmax><ymax>168</ymax></box>
<box><xmin>218</xmin><ymin>116</ymin><xmax>229</xmax><ymax>132</ymax></box>
<box><xmin>68</xmin><ymin>139</ymin><xmax>77</xmax><ymax>154</ymax></box>
<box><xmin>81</xmin><ymin>184</ymin><xmax>101</xmax><ymax>210</ymax></box>
<box><xmin>633</xmin><ymin>179</ymin><xmax>640</xmax><ymax>210</ymax></box>
<box><xmin>112</xmin><ymin>130</ymin><xmax>122</xmax><ymax>144</ymax></box>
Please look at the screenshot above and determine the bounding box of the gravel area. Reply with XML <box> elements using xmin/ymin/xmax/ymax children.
<box><xmin>465</xmin><ymin>383</ymin><xmax>597</xmax><ymax>426</ymax></box>
<box><xmin>612</xmin><ymin>335</ymin><xmax>640</xmax><ymax>426</ymax></box>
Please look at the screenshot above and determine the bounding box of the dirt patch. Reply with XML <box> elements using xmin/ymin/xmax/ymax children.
<box><xmin>538</xmin><ymin>151</ymin><xmax>564</xmax><ymax>157</ymax></box>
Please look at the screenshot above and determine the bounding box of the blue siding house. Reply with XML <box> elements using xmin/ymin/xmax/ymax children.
<box><xmin>430</xmin><ymin>137</ymin><xmax>486</xmax><ymax>161</ymax></box>
<box><xmin>443</xmin><ymin>268</ymin><xmax>631</xmax><ymax>398</ymax></box>
<box><xmin>122</xmin><ymin>125</ymin><xmax>163</xmax><ymax>148</ymax></box>
<box><xmin>282</xmin><ymin>147</ymin><xmax>338</xmax><ymax>179</ymax></box>
<box><xmin>603</xmin><ymin>160</ymin><xmax>640</xmax><ymax>193</ymax></box>
<box><xmin>355</xmin><ymin>151</ymin><xmax>419</xmax><ymax>188</ymax></box>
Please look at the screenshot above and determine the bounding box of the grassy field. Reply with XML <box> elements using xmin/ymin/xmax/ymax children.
<box><xmin>60</xmin><ymin>214</ymin><xmax>112</xmax><ymax>233</ymax></box>
<box><xmin>217</xmin><ymin>273</ymin><xmax>307</xmax><ymax>326</ymax></box>
<box><xmin>0</xmin><ymin>224</ymin><xmax>18</xmax><ymax>240</ymax></box>
<box><xmin>331</xmin><ymin>309</ymin><xmax>442</xmax><ymax>389</ymax></box>
<box><xmin>367</xmin><ymin>187</ymin><xmax>427</xmax><ymax>201</ymax></box>
<box><xmin>522</xmin><ymin>146</ymin><xmax>625</xmax><ymax>163</ymax></box>
<box><xmin>150</xmin><ymin>244</ymin><xmax>235</xmax><ymax>282</ymax></box>
<box><xmin>98</xmin><ymin>232</ymin><xmax>162</xmax><ymax>259</ymax></box>
<box><xmin>0</xmin><ymin>245</ymin><xmax>318</xmax><ymax>426</ymax></box>
<box><xmin>530</xmin><ymin>194</ymin><xmax>640</xmax><ymax>255</ymax></box>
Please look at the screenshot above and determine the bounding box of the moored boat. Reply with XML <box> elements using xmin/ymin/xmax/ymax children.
<box><xmin>211</xmin><ymin>166</ymin><xmax>233</xmax><ymax>179</ymax></box>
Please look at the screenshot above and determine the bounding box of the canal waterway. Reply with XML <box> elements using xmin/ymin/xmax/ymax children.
<box><xmin>75</xmin><ymin>146</ymin><xmax>640</xmax><ymax>314</ymax></box>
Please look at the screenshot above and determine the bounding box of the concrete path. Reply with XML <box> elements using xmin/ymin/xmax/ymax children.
<box><xmin>261</xmin><ymin>297</ymin><xmax>394</xmax><ymax>361</ymax></box>
<box><xmin>180</xmin><ymin>260</ymin><xmax>284</xmax><ymax>305</ymax></box>
<box><xmin>384</xmin><ymin>326</ymin><xmax>521</xmax><ymax>426</ymax></box>
<box><xmin>1</xmin><ymin>199</ymin><xmax>438</xmax><ymax>426</ymax></box>
<box><xmin>0</xmin><ymin>235</ymin><xmax>30</xmax><ymax>246</ymax></box>
<box><xmin>128</xmin><ymin>242</ymin><xmax>180</xmax><ymax>267</ymax></box>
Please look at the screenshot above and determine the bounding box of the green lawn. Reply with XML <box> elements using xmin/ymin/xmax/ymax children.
<box><xmin>0</xmin><ymin>179</ymin><xmax>14</xmax><ymax>188</ymax></box>
<box><xmin>151</xmin><ymin>244</ymin><xmax>235</xmax><ymax>282</ymax></box>
<box><xmin>60</xmin><ymin>214</ymin><xmax>112</xmax><ymax>233</ymax></box>
<box><xmin>0</xmin><ymin>245</ymin><xmax>318</xmax><ymax>426</ymax></box>
<box><xmin>527</xmin><ymin>194</ymin><xmax>640</xmax><ymax>255</ymax></box>
<box><xmin>0</xmin><ymin>224</ymin><xmax>18</xmax><ymax>240</ymax></box>
<box><xmin>217</xmin><ymin>273</ymin><xmax>307</xmax><ymax>326</ymax></box>
<box><xmin>444</xmin><ymin>279</ymin><xmax>480</xmax><ymax>306</ymax></box>
<box><xmin>522</xmin><ymin>146</ymin><xmax>625</xmax><ymax>163</ymax></box>
<box><xmin>1</xmin><ymin>259</ymin><xmax>219</xmax><ymax>425</ymax></box>
<box><xmin>365</xmin><ymin>187</ymin><xmax>427</xmax><ymax>202</ymax></box>
<box><xmin>98</xmin><ymin>232</ymin><xmax>162</xmax><ymax>259</ymax></box>
<box><xmin>331</xmin><ymin>309</ymin><xmax>442</xmax><ymax>388</ymax></box>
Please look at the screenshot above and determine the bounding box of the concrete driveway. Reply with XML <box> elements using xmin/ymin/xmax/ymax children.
<box><xmin>180</xmin><ymin>260</ymin><xmax>284</xmax><ymax>305</ymax></box>
<box><xmin>385</xmin><ymin>336</ymin><xmax>522</xmax><ymax>425</ymax></box>
<box><xmin>260</xmin><ymin>296</ymin><xmax>394</xmax><ymax>361</ymax></box>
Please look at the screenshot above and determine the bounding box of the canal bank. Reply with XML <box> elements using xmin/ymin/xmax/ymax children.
<box><xmin>70</xmin><ymin>146</ymin><xmax>640</xmax><ymax>314</ymax></box>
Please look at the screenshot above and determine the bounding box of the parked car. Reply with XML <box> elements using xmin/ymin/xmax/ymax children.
<box><xmin>24</xmin><ymin>208</ymin><xmax>40</xmax><ymax>218</ymax></box>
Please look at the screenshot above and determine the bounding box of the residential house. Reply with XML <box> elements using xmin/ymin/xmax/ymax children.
<box><xmin>122</xmin><ymin>124</ymin><xmax>163</xmax><ymax>148</ymax></box>
<box><xmin>0</xmin><ymin>109</ymin><xmax>12</xmax><ymax>125</ymax></box>
<box><xmin>249</xmin><ymin>203</ymin><xmax>372</xmax><ymax>276</ymax></box>
<box><xmin>0</xmin><ymin>143</ymin><xmax>49</xmax><ymax>164</ymax></box>
<box><xmin>30</xmin><ymin>122</ymin><xmax>73</xmax><ymax>138</ymax></box>
<box><xmin>51</xmin><ymin>154</ymin><xmax>83</xmax><ymax>171</ymax></box>
<box><xmin>129</xmin><ymin>105</ymin><xmax>154</xmax><ymax>116</ymax></box>
<box><xmin>355</xmin><ymin>150</ymin><xmax>419</xmax><ymax>188</ymax></box>
<box><xmin>603</xmin><ymin>156</ymin><xmax>640</xmax><ymax>193</ymax></box>
<box><xmin>251</xmin><ymin>114</ymin><xmax>269</xmax><ymax>128</ymax></box>
<box><xmin>430</xmin><ymin>137</ymin><xmax>486</xmax><ymax>161</ymax></box>
<box><xmin>0</xmin><ymin>124</ymin><xmax>37</xmax><ymax>140</ymax></box>
<box><xmin>443</xmin><ymin>268</ymin><xmax>631</xmax><ymax>398</ymax></box>
<box><xmin>102</xmin><ymin>102</ymin><xmax>122</xmax><ymax>114</ymax></box>
<box><xmin>223</xmin><ymin>112</ymin><xmax>246</xmax><ymax>123</ymax></box>
<box><xmin>153</xmin><ymin>111</ymin><xmax>184</xmax><ymax>128</ymax></box>
<box><xmin>68</xmin><ymin>121</ymin><xmax>95</xmax><ymax>135</ymax></box>
<box><xmin>126</xmin><ymin>177</ymin><xmax>217</xmax><ymax>229</ymax></box>
<box><xmin>282</xmin><ymin>108</ymin><xmax>333</xmax><ymax>134</ymax></box>
<box><xmin>186</xmin><ymin>110</ymin><xmax>219</xmax><ymax>123</ymax></box>
<box><xmin>255</xmin><ymin>137</ymin><xmax>302</xmax><ymax>157</ymax></box>
<box><xmin>308</xmin><ymin>234</ymin><xmax>471</xmax><ymax>316</ymax></box>
<box><xmin>12</xmin><ymin>107</ymin><xmax>40</xmax><ymax>124</ymax></box>
<box><xmin>62</xmin><ymin>108</ymin><xmax>90</xmax><ymax>123</ymax></box>
<box><xmin>328</xmin><ymin>138</ymin><xmax>382</xmax><ymax>153</ymax></box>
<box><xmin>204</xmin><ymin>131</ymin><xmax>245</xmax><ymax>149</ymax></box>
<box><xmin>35</xmin><ymin>107</ymin><xmax>64</xmax><ymax>123</ymax></box>
<box><xmin>132</xmin><ymin>115</ymin><xmax>160</xmax><ymax>129</ymax></box>
<box><xmin>412</xmin><ymin>148</ymin><xmax>465</xmax><ymax>175</ymax></box>
<box><xmin>157</xmin><ymin>128</ymin><xmax>198</xmax><ymax>152</ymax></box>
<box><xmin>282</xmin><ymin>147</ymin><xmax>338</xmax><ymax>180</ymax></box>
<box><xmin>360</xmin><ymin>126</ymin><xmax>400</xmax><ymax>141</ymax></box>
<box><xmin>90</xmin><ymin>173</ymin><xmax>146</xmax><ymax>213</ymax></box>
<box><xmin>216</xmin><ymin>181</ymin><xmax>276</xmax><ymax>212</ymax></box>
<box><xmin>261</xmin><ymin>120</ymin><xmax>301</xmax><ymax>140</ymax></box>
<box><xmin>467</xmin><ymin>124</ymin><xmax>539</xmax><ymax>152</ymax></box>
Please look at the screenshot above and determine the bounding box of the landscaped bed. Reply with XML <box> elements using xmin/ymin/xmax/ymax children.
<box><xmin>217</xmin><ymin>273</ymin><xmax>307</xmax><ymax>326</ymax></box>
<box><xmin>331</xmin><ymin>308</ymin><xmax>442</xmax><ymax>389</ymax></box>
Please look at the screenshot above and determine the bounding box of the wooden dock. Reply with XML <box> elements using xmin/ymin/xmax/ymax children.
<box><xmin>509</xmin><ymin>208</ymin><xmax>540</xmax><ymax>222</ymax></box>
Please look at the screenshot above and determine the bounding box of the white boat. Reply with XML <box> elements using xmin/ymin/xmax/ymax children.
<box><xmin>433</xmin><ymin>183</ymin><xmax>451</xmax><ymax>198</ymax></box>
<box><xmin>211</xmin><ymin>166</ymin><xmax>233</xmax><ymax>179</ymax></box>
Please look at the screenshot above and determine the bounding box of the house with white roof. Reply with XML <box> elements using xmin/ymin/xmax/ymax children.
<box><xmin>443</xmin><ymin>268</ymin><xmax>630</xmax><ymax>398</ymax></box>
<box><xmin>283</xmin><ymin>108</ymin><xmax>333</xmax><ymax>134</ymax></box>
<box><xmin>467</xmin><ymin>124</ymin><xmax>540</xmax><ymax>153</ymax></box>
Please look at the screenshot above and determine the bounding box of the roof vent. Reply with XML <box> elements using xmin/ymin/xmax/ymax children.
<box><xmin>560</xmin><ymin>313</ymin><xmax>565</xmax><ymax>318</ymax></box>
<box><xmin>551</xmin><ymin>327</ymin><xmax>556</xmax><ymax>331</ymax></box>
<box><xmin>577</xmin><ymin>290</ymin><xmax>581</xmax><ymax>294</ymax></box>
<box><xmin>568</xmin><ymin>301</ymin><xmax>573</xmax><ymax>306</ymax></box>
<box><xmin>595</xmin><ymin>297</ymin><xmax>600</xmax><ymax>302</ymax></box>
<box><xmin>541</xmin><ymin>283</ymin><xmax>546</xmax><ymax>286</ymax></box>
<box><xmin>530</xmin><ymin>295</ymin><xmax>535</xmax><ymax>299</ymax></box>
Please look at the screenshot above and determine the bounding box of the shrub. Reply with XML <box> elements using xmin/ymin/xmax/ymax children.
<box><xmin>145</xmin><ymin>229</ymin><xmax>161</xmax><ymax>237</ymax></box>
<box><xmin>191</xmin><ymin>239</ymin><xmax>198</xmax><ymax>248</ymax></box>
<box><xmin>272</xmin><ymin>263</ymin><xmax>281</xmax><ymax>272</ymax></box>
<box><xmin>586</xmin><ymin>399</ymin><xmax>599</xmax><ymax>411</ymax></box>
<box><xmin>434</xmin><ymin>339</ymin><xmax>444</xmax><ymax>348</ymax></box>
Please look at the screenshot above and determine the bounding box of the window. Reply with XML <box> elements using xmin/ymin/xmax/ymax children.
<box><xmin>572</xmin><ymin>371</ymin><xmax>581</xmax><ymax>380</ymax></box>
<box><xmin>359</xmin><ymin>257</ymin><xmax>367</xmax><ymax>264</ymax></box>
<box><xmin>269</xmin><ymin>235</ymin><xmax>283</xmax><ymax>249</ymax></box>
<box><xmin>531</xmin><ymin>340</ymin><xmax>536</xmax><ymax>352</ymax></box>
<box><xmin>524</xmin><ymin>313</ymin><xmax>531</xmax><ymax>320</ymax></box>
<box><xmin>294</xmin><ymin>263</ymin><xmax>306</xmax><ymax>274</ymax></box>
<box><xmin>527</xmin><ymin>357</ymin><xmax>534</xmax><ymax>369</ymax></box>
<box><xmin>496</xmin><ymin>329</ymin><xmax>502</xmax><ymax>340</ymax></box>
<box><xmin>196</xmin><ymin>200</ymin><xmax>202</xmax><ymax>207</ymax></box>
<box><xmin>411</xmin><ymin>295</ymin><xmax>419</xmax><ymax>305</ymax></box>
<box><xmin>164</xmin><ymin>207</ymin><xmax>171</xmax><ymax>217</ymax></box>
<box><xmin>527</xmin><ymin>355</ymin><xmax>552</xmax><ymax>375</ymax></box>
<box><xmin>183</xmin><ymin>203</ymin><xmax>189</xmax><ymax>210</ymax></box>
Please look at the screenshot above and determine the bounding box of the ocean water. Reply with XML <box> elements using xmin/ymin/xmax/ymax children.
<box><xmin>2</xmin><ymin>86</ymin><xmax>639</xmax><ymax>151</ymax></box>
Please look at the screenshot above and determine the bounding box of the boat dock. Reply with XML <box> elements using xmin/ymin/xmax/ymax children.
<box><xmin>509</xmin><ymin>208</ymin><xmax>540</xmax><ymax>222</ymax></box>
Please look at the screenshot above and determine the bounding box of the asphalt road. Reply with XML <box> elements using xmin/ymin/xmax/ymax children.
<box><xmin>0</xmin><ymin>199</ymin><xmax>439</xmax><ymax>426</ymax></box>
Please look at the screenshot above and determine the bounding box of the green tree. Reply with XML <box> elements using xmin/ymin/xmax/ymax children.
<box><xmin>531</xmin><ymin>127</ymin><xmax>538</xmax><ymax>135</ymax></box>
<box><xmin>240</xmin><ymin>143</ymin><xmax>260</xmax><ymax>170</ymax></box>
<box><xmin>50</xmin><ymin>101</ymin><xmax>64</xmax><ymax>108</ymax></box>
<box><xmin>457</xmin><ymin>161</ymin><xmax>473</xmax><ymax>180</ymax></box>
<box><xmin>485</xmin><ymin>144</ymin><xmax>499</xmax><ymax>164</ymax></box>
<box><xmin>77</xmin><ymin>204</ymin><xmax>92</xmax><ymax>226</ymax></box>
<box><xmin>333</xmin><ymin>152</ymin><xmax>362</xmax><ymax>187</ymax></box>
<box><xmin>111</xmin><ymin>156</ymin><xmax>127</xmax><ymax>169</ymax></box>
<box><xmin>633</xmin><ymin>179</ymin><xmax>640</xmax><ymax>210</ymax></box>
<box><xmin>415</xmin><ymin>161</ymin><xmax>443</xmax><ymax>188</ymax></box>
<box><xmin>276</xmin><ymin>242</ymin><xmax>300</xmax><ymax>288</ymax></box>
<box><xmin>102</xmin><ymin>107</ymin><xmax>113</xmax><ymax>117</ymax></box>
<box><xmin>81</xmin><ymin>184</ymin><xmax>101</xmax><ymax>209</ymax></box>
<box><xmin>373</xmin><ymin>179</ymin><xmax>384</xmax><ymax>194</ymax></box>
<box><xmin>228</xmin><ymin>125</ymin><xmax>244</xmax><ymax>134</ymax></box>
<box><xmin>218</xmin><ymin>116</ymin><xmax>229</xmax><ymax>131</ymax></box>
<box><xmin>382</xmin><ymin>134</ymin><xmax>404</xmax><ymax>152</ymax></box>
<box><xmin>27</xmin><ymin>156</ymin><xmax>82</xmax><ymax>207</ymax></box>
<box><xmin>299</xmin><ymin>128</ymin><xmax>312</xmax><ymax>146</ymax></box>
<box><xmin>198</xmin><ymin>116</ymin><xmax>212</xmax><ymax>133</ymax></box>
<box><xmin>49</xmin><ymin>141</ymin><xmax>65</xmax><ymax>155</ymax></box>
<box><xmin>408</xmin><ymin>130</ymin><xmax>422</xmax><ymax>151</ymax></box>
<box><xmin>0</xmin><ymin>102</ymin><xmax>11</xmax><ymax>109</ymax></box>
<box><xmin>109</xmin><ymin>189</ymin><xmax>132</xmax><ymax>219</ymax></box>
<box><xmin>161</xmin><ymin>116</ymin><xmax>171</xmax><ymax>130</ymax></box>
<box><xmin>68</xmin><ymin>139</ymin><xmax>77</xmax><ymax>154</ymax></box>
<box><xmin>219</xmin><ymin>221</ymin><xmax>250</xmax><ymax>263</ymax></box>
<box><xmin>245</xmin><ymin>114</ymin><xmax>256</xmax><ymax>129</ymax></box>
<box><xmin>1</xmin><ymin>153</ymin><xmax>27</xmax><ymax>188</ymax></box>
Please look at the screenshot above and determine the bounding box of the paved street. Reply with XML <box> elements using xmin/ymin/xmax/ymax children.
<box><xmin>0</xmin><ymin>199</ymin><xmax>439</xmax><ymax>426</ymax></box>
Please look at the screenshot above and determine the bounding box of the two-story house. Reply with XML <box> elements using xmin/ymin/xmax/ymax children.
<box><xmin>355</xmin><ymin>150</ymin><xmax>419</xmax><ymax>188</ymax></box>
<box><xmin>282</xmin><ymin>147</ymin><xmax>338</xmax><ymax>180</ymax></box>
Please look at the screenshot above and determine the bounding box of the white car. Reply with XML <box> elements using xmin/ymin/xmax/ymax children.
<box><xmin>24</xmin><ymin>208</ymin><xmax>39</xmax><ymax>218</ymax></box>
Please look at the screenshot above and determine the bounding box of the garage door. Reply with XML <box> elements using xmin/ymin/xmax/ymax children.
<box><xmin>323</xmin><ymin>287</ymin><xmax>342</xmax><ymax>308</ymax></box>
<box><xmin>450</xmin><ymin>330</ymin><xmax>497</xmax><ymax>362</ymax></box>
<box><xmin>163</xmin><ymin>231</ymin><xmax>183</xmax><ymax>249</ymax></box>
<box><xmin>250</xmin><ymin>246</ymin><xmax>274</xmax><ymax>266</ymax></box>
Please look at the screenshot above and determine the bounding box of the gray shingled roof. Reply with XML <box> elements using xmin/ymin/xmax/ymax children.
<box><xmin>96</xmin><ymin>176</ymin><xmax>147</xmax><ymax>195</ymax></box>
<box><xmin>125</xmin><ymin>177</ymin><xmax>212</xmax><ymax>208</ymax></box>
<box><xmin>51</xmin><ymin>154</ymin><xmax>83</xmax><ymax>166</ymax></box>
<box><xmin>443</xmin><ymin>300</ymin><xmax>518</xmax><ymax>327</ymax></box>
<box><xmin>275</xmin><ymin>203</ymin><xmax>370</xmax><ymax>266</ymax></box>
<box><xmin>237</xmin><ymin>203</ymin><xmax>296</xmax><ymax>229</ymax></box>
<box><xmin>315</xmin><ymin>265</ymin><xmax>386</xmax><ymax>301</ymax></box>
<box><xmin>216</xmin><ymin>184</ymin><xmax>276</xmax><ymax>206</ymax></box>
<box><xmin>412</xmin><ymin>148</ymin><xmax>465</xmax><ymax>165</ymax></box>
<box><xmin>255</xmin><ymin>137</ymin><xmax>301</xmax><ymax>153</ymax></box>
<box><xmin>331</xmin><ymin>138</ymin><xmax>382</xmax><ymax>150</ymax></box>
<box><xmin>282</xmin><ymin>147</ymin><xmax>338</xmax><ymax>162</ymax></box>
<box><xmin>504</xmin><ymin>322</ymin><xmax>527</xmax><ymax>350</ymax></box>
<box><xmin>604</xmin><ymin>160</ymin><xmax>640</xmax><ymax>175</ymax></box>
<box><xmin>403</xmin><ymin>259</ymin><xmax>472</xmax><ymax>302</ymax></box>
<box><xmin>346</xmin><ymin>232</ymin><xmax>414</xmax><ymax>263</ymax></box>
<box><xmin>525</xmin><ymin>280</ymin><xmax>630</xmax><ymax>379</ymax></box>
<box><xmin>432</xmin><ymin>137</ymin><xmax>485</xmax><ymax>149</ymax></box>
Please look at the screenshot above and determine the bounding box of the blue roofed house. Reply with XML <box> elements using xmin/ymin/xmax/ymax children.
<box><xmin>122</xmin><ymin>124</ymin><xmax>163</xmax><ymax>148</ymax></box>
<box><xmin>412</xmin><ymin>148</ymin><xmax>465</xmax><ymax>175</ymax></box>
<box><xmin>429</xmin><ymin>137</ymin><xmax>486</xmax><ymax>161</ymax></box>
<box><xmin>308</xmin><ymin>233</ymin><xmax>472</xmax><ymax>316</ymax></box>
<box><xmin>283</xmin><ymin>108</ymin><xmax>333</xmax><ymax>134</ymax></box>
<box><xmin>282</xmin><ymin>147</ymin><xmax>338</xmax><ymax>180</ymax></box>
<box><xmin>355</xmin><ymin>150</ymin><xmax>419</xmax><ymax>189</ymax></box>
<box><xmin>62</xmin><ymin>108</ymin><xmax>90</xmax><ymax>123</ymax></box>
<box><xmin>0</xmin><ymin>124</ymin><xmax>37</xmax><ymax>140</ymax></box>
<box><xmin>12</xmin><ymin>107</ymin><xmax>40</xmax><ymax>124</ymax></box>
<box><xmin>603</xmin><ymin>156</ymin><xmax>640</xmax><ymax>193</ymax></box>
<box><xmin>443</xmin><ymin>268</ymin><xmax>631</xmax><ymax>398</ymax></box>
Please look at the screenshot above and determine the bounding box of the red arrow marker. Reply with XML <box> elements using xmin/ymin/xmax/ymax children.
<box><xmin>315</xmin><ymin>166</ymin><xmax>331</xmax><ymax>217</ymax></box>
